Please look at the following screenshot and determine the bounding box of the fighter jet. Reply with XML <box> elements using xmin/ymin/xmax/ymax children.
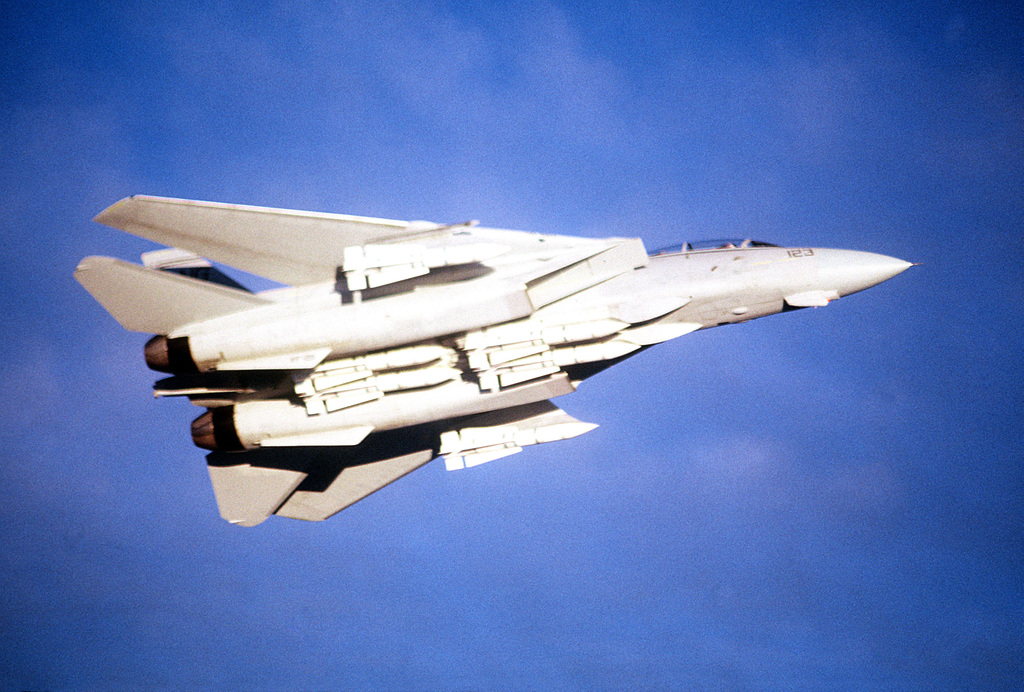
<box><xmin>75</xmin><ymin>195</ymin><xmax>913</xmax><ymax>526</ymax></box>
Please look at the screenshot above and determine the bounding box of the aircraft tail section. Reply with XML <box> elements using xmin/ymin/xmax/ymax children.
<box><xmin>207</xmin><ymin>427</ymin><xmax>438</xmax><ymax>526</ymax></box>
<box><xmin>74</xmin><ymin>255</ymin><xmax>268</xmax><ymax>334</ymax></box>
<box><xmin>200</xmin><ymin>400</ymin><xmax>595</xmax><ymax>526</ymax></box>
<box><xmin>141</xmin><ymin>247</ymin><xmax>252</xmax><ymax>291</ymax></box>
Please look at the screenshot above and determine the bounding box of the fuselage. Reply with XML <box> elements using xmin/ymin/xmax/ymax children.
<box><xmin>585</xmin><ymin>242</ymin><xmax>912</xmax><ymax>328</ymax></box>
<box><xmin>178</xmin><ymin>240</ymin><xmax>911</xmax><ymax>452</ymax></box>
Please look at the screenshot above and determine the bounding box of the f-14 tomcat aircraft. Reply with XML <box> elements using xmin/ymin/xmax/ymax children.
<box><xmin>75</xmin><ymin>196</ymin><xmax>913</xmax><ymax>526</ymax></box>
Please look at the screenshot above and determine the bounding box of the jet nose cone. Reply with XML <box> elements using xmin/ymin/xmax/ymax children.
<box><xmin>819</xmin><ymin>250</ymin><xmax>913</xmax><ymax>297</ymax></box>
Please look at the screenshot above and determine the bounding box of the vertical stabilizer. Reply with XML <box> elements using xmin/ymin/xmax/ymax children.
<box><xmin>74</xmin><ymin>256</ymin><xmax>267</xmax><ymax>334</ymax></box>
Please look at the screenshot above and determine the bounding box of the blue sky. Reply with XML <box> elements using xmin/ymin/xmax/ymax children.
<box><xmin>2</xmin><ymin>1</ymin><xmax>1021</xmax><ymax>688</ymax></box>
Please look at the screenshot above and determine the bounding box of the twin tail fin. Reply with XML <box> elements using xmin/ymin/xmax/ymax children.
<box><xmin>74</xmin><ymin>253</ymin><xmax>267</xmax><ymax>335</ymax></box>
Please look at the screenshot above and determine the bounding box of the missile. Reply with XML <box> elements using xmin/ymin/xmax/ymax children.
<box><xmin>439</xmin><ymin>400</ymin><xmax>599</xmax><ymax>470</ymax></box>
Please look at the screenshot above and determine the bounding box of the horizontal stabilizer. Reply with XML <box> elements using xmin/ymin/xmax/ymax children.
<box><xmin>276</xmin><ymin>449</ymin><xmax>435</xmax><ymax>522</ymax></box>
<box><xmin>208</xmin><ymin>432</ymin><xmax>436</xmax><ymax>525</ymax></box>
<box><xmin>75</xmin><ymin>256</ymin><xmax>266</xmax><ymax>334</ymax></box>
<box><xmin>207</xmin><ymin>452</ymin><xmax>310</xmax><ymax>527</ymax></box>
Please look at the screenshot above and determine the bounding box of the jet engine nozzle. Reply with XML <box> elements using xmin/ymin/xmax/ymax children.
<box><xmin>191</xmin><ymin>407</ymin><xmax>245</xmax><ymax>452</ymax></box>
<box><xmin>145</xmin><ymin>335</ymin><xmax>199</xmax><ymax>373</ymax></box>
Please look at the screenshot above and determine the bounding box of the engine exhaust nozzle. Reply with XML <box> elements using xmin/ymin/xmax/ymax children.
<box><xmin>145</xmin><ymin>335</ymin><xmax>199</xmax><ymax>373</ymax></box>
<box><xmin>191</xmin><ymin>407</ymin><xmax>244</xmax><ymax>452</ymax></box>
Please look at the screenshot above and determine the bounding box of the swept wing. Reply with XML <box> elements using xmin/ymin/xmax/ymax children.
<box><xmin>93</xmin><ymin>195</ymin><xmax>629</xmax><ymax>288</ymax></box>
<box><xmin>94</xmin><ymin>195</ymin><xmax>419</xmax><ymax>286</ymax></box>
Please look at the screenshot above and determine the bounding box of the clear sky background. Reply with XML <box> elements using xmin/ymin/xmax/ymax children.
<box><xmin>2</xmin><ymin>1</ymin><xmax>1021</xmax><ymax>689</ymax></box>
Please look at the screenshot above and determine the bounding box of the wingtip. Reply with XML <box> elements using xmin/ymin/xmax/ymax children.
<box><xmin>74</xmin><ymin>255</ymin><xmax>115</xmax><ymax>274</ymax></box>
<box><xmin>228</xmin><ymin>517</ymin><xmax>268</xmax><ymax>527</ymax></box>
<box><xmin>92</xmin><ymin>196</ymin><xmax>133</xmax><ymax>225</ymax></box>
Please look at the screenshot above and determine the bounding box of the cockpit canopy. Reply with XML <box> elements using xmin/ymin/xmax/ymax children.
<box><xmin>651</xmin><ymin>239</ymin><xmax>779</xmax><ymax>256</ymax></box>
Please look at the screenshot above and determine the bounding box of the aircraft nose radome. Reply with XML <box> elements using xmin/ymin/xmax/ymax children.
<box><xmin>819</xmin><ymin>250</ymin><xmax>913</xmax><ymax>297</ymax></box>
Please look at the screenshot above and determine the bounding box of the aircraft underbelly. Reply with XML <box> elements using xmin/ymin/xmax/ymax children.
<box><xmin>232</xmin><ymin>374</ymin><xmax>576</xmax><ymax>449</ymax></box>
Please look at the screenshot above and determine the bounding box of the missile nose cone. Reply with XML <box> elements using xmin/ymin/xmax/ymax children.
<box><xmin>819</xmin><ymin>250</ymin><xmax>914</xmax><ymax>297</ymax></box>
